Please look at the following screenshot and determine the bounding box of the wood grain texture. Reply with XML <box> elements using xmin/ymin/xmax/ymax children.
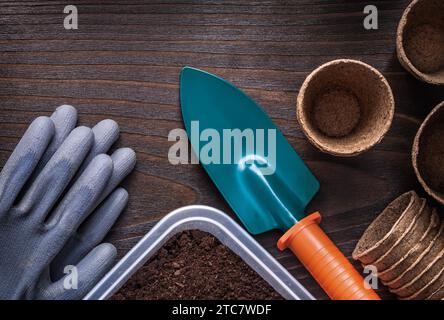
<box><xmin>0</xmin><ymin>0</ymin><xmax>443</xmax><ymax>300</ymax></box>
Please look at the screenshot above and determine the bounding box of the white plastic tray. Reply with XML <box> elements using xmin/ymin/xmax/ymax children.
<box><xmin>84</xmin><ymin>205</ymin><xmax>314</xmax><ymax>300</ymax></box>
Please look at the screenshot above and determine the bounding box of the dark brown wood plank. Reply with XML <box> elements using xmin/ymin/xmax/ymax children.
<box><xmin>0</xmin><ymin>0</ymin><xmax>443</xmax><ymax>300</ymax></box>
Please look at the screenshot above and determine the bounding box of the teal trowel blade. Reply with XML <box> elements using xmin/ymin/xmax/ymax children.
<box><xmin>180</xmin><ymin>67</ymin><xmax>319</xmax><ymax>234</ymax></box>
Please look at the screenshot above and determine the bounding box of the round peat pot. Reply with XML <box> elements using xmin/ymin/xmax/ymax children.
<box><xmin>397</xmin><ymin>0</ymin><xmax>444</xmax><ymax>85</ymax></box>
<box><xmin>297</xmin><ymin>59</ymin><xmax>395</xmax><ymax>156</ymax></box>
<box><xmin>413</xmin><ymin>101</ymin><xmax>444</xmax><ymax>206</ymax></box>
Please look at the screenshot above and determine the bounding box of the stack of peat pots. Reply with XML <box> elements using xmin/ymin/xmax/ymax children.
<box><xmin>353</xmin><ymin>191</ymin><xmax>444</xmax><ymax>300</ymax></box>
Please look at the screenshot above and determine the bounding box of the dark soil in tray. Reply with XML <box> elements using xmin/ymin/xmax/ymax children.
<box><xmin>112</xmin><ymin>230</ymin><xmax>283</xmax><ymax>300</ymax></box>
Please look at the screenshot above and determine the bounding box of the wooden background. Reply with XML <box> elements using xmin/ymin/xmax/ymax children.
<box><xmin>0</xmin><ymin>0</ymin><xmax>443</xmax><ymax>300</ymax></box>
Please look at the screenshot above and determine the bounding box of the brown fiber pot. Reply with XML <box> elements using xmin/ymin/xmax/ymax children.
<box><xmin>412</xmin><ymin>101</ymin><xmax>444</xmax><ymax>206</ymax></box>
<box><xmin>297</xmin><ymin>59</ymin><xmax>395</xmax><ymax>156</ymax></box>
<box><xmin>396</xmin><ymin>0</ymin><xmax>444</xmax><ymax>85</ymax></box>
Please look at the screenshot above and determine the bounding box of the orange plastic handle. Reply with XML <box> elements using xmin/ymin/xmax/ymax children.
<box><xmin>277</xmin><ymin>212</ymin><xmax>380</xmax><ymax>300</ymax></box>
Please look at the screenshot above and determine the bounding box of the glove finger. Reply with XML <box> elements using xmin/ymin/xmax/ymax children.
<box><xmin>32</xmin><ymin>105</ymin><xmax>78</xmax><ymax>177</ymax></box>
<box><xmin>0</xmin><ymin>116</ymin><xmax>54</xmax><ymax>215</ymax></box>
<box><xmin>94</xmin><ymin>148</ymin><xmax>136</xmax><ymax>210</ymax></box>
<box><xmin>16</xmin><ymin>126</ymin><xmax>94</xmax><ymax>221</ymax></box>
<box><xmin>46</xmin><ymin>154</ymin><xmax>113</xmax><ymax>235</ymax></box>
<box><xmin>38</xmin><ymin>243</ymin><xmax>116</xmax><ymax>300</ymax></box>
<box><xmin>50</xmin><ymin>148</ymin><xmax>135</xmax><ymax>281</ymax></box>
<box><xmin>76</xmin><ymin>119</ymin><xmax>119</xmax><ymax>178</ymax></box>
<box><xmin>50</xmin><ymin>188</ymin><xmax>128</xmax><ymax>281</ymax></box>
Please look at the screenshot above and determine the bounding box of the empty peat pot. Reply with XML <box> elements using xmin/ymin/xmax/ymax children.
<box><xmin>413</xmin><ymin>101</ymin><xmax>444</xmax><ymax>205</ymax></box>
<box><xmin>397</xmin><ymin>0</ymin><xmax>444</xmax><ymax>85</ymax></box>
<box><xmin>297</xmin><ymin>59</ymin><xmax>395</xmax><ymax>156</ymax></box>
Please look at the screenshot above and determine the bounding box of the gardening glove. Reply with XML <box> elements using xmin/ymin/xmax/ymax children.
<box><xmin>0</xmin><ymin>105</ymin><xmax>136</xmax><ymax>300</ymax></box>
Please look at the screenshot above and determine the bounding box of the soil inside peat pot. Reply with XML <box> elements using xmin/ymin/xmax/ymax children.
<box><xmin>405</xmin><ymin>23</ymin><xmax>444</xmax><ymax>74</ymax></box>
<box><xmin>311</xmin><ymin>87</ymin><xmax>361</xmax><ymax>138</ymax></box>
<box><xmin>112</xmin><ymin>230</ymin><xmax>283</xmax><ymax>300</ymax></box>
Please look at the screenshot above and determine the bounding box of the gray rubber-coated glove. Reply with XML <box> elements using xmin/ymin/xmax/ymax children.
<box><xmin>0</xmin><ymin>105</ymin><xmax>136</xmax><ymax>300</ymax></box>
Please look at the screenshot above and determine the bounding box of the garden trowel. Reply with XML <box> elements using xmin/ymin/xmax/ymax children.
<box><xmin>180</xmin><ymin>67</ymin><xmax>380</xmax><ymax>300</ymax></box>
